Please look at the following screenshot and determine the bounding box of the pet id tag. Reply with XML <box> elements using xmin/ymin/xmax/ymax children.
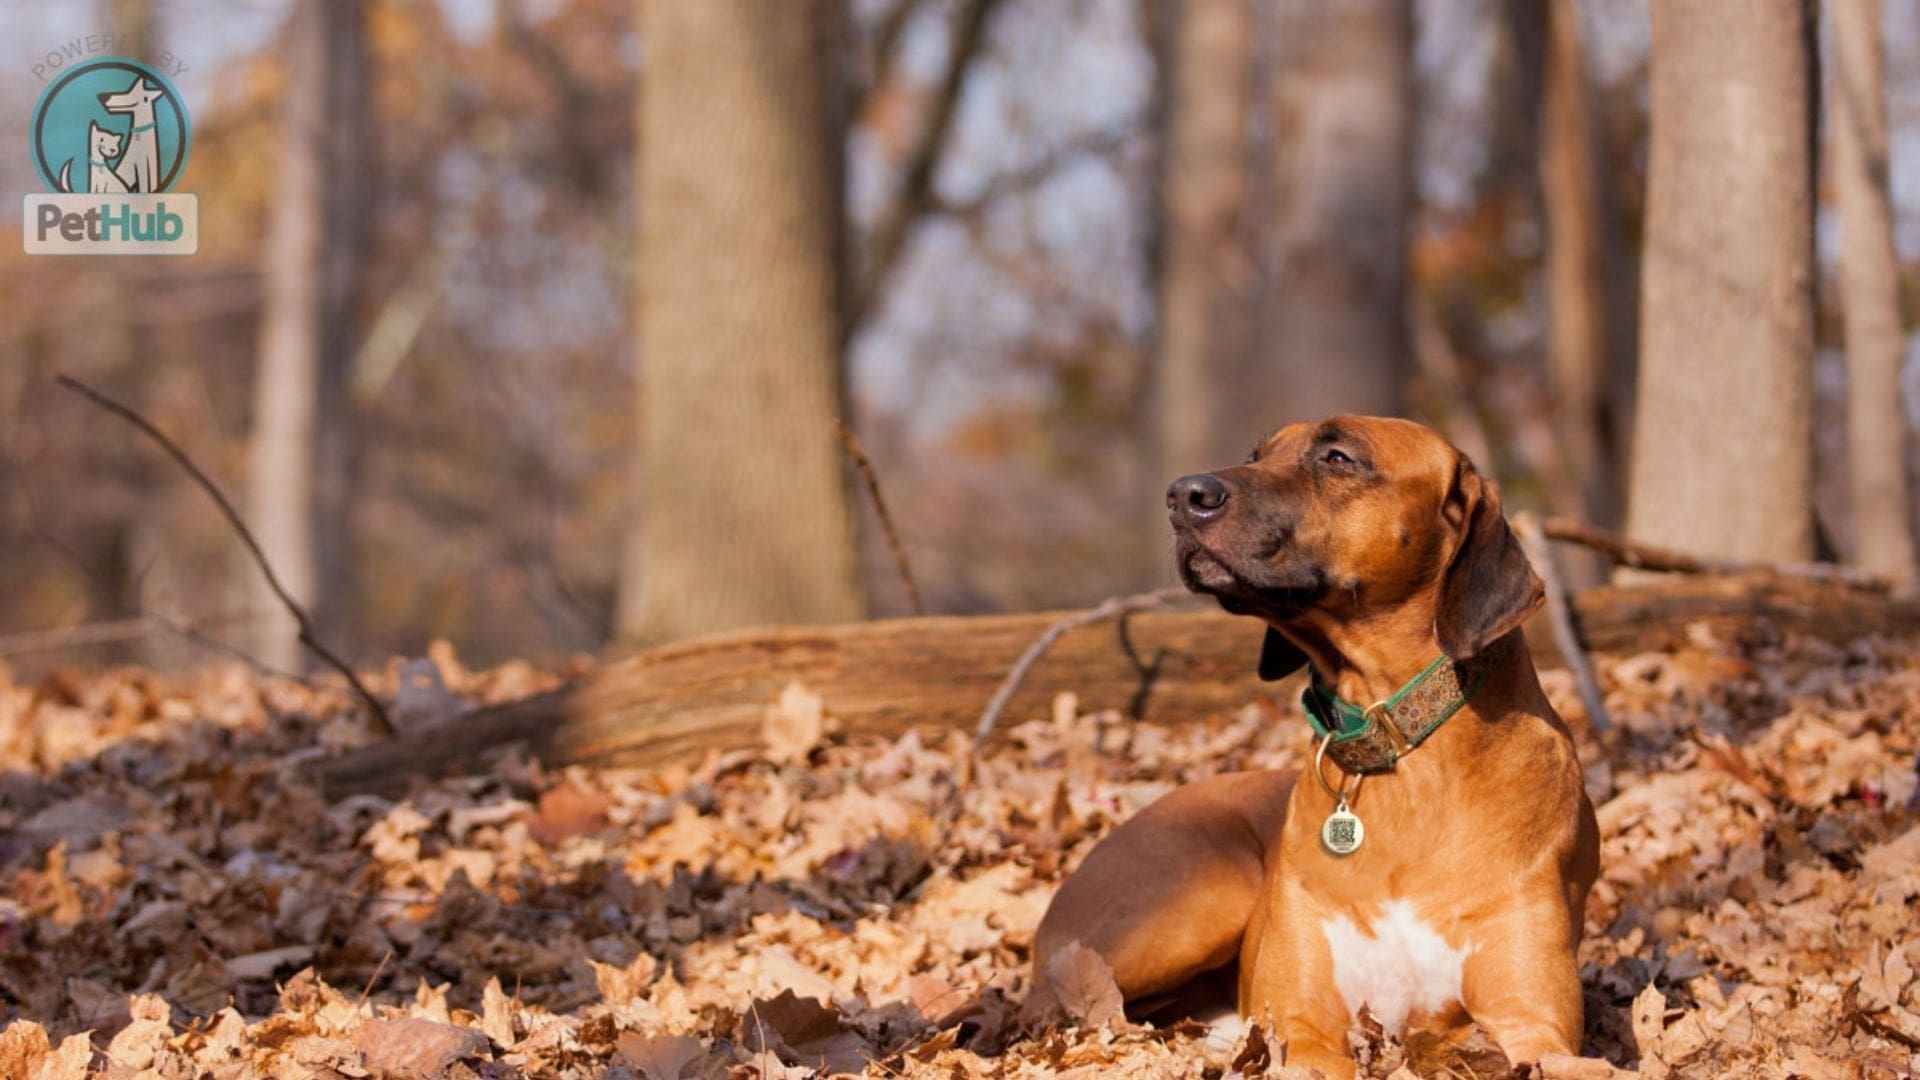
<box><xmin>1321</xmin><ymin>798</ymin><xmax>1364</xmax><ymax>856</ymax></box>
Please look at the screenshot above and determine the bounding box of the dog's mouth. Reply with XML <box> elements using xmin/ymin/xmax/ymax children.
<box><xmin>1174</xmin><ymin>538</ymin><xmax>1324</xmax><ymax>616</ymax></box>
<box><xmin>1177</xmin><ymin>546</ymin><xmax>1238</xmax><ymax>592</ymax></box>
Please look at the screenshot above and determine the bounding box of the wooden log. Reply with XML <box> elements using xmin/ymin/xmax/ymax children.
<box><xmin>315</xmin><ymin>574</ymin><xmax>1918</xmax><ymax>795</ymax></box>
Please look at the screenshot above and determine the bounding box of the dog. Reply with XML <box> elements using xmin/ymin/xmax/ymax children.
<box><xmin>1033</xmin><ymin>416</ymin><xmax>1598</xmax><ymax>1078</ymax></box>
<box><xmin>98</xmin><ymin>75</ymin><xmax>165</xmax><ymax>193</ymax></box>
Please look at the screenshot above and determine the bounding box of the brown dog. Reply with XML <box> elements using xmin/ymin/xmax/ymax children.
<box><xmin>1034</xmin><ymin>416</ymin><xmax>1598</xmax><ymax>1077</ymax></box>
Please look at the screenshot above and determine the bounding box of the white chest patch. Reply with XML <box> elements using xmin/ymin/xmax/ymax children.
<box><xmin>1319</xmin><ymin>900</ymin><xmax>1471</xmax><ymax>1034</ymax></box>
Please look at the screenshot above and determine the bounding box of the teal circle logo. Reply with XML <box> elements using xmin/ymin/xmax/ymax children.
<box><xmin>31</xmin><ymin>57</ymin><xmax>190</xmax><ymax>194</ymax></box>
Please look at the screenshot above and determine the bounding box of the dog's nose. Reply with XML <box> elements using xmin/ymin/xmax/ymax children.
<box><xmin>1167</xmin><ymin>473</ymin><xmax>1229</xmax><ymax>522</ymax></box>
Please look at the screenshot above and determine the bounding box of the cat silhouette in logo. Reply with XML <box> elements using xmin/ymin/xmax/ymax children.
<box><xmin>58</xmin><ymin>120</ymin><xmax>129</xmax><ymax>195</ymax></box>
<box><xmin>68</xmin><ymin>121</ymin><xmax>131</xmax><ymax>194</ymax></box>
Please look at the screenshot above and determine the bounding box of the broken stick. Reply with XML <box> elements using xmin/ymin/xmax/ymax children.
<box><xmin>1514</xmin><ymin>512</ymin><xmax>1613</xmax><ymax>735</ymax></box>
<box><xmin>1539</xmin><ymin>516</ymin><xmax>1889</xmax><ymax>591</ymax></box>
<box><xmin>972</xmin><ymin>587</ymin><xmax>1191</xmax><ymax>748</ymax></box>
<box><xmin>835</xmin><ymin>419</ymin><xmax>924</xmax><ymax>616</ymax></box>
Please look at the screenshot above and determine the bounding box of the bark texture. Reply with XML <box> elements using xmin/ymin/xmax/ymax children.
<box><xmin>1156</xmin><ymin>0</ymin><xmax>1256</xmax><ymax>478</ymax></box>
<box><xmin>1626</xmin><ymin>0</ymin><xmax>1817</xmax><ymax>562</ymax></box>
<box><xmin>1831</xmin><ymin>0</ymin><xmax>1916</xmax><ymax>580</ymax></box>
<box><xmin>1262</xmin><ymin>0</ymin><xmax>1412</xmax><ymax>425</ymax></box>
<box><xmin>1538</xmin><ymin>0</ymin><xmax>1633</xmax><ymax>527</ymax></box>
<box><xmin>247</xmin><ymin>0</ymin><xmax>367</xmax><ymax>670</ymax></box>
<box><xmin>619</xmin><ymin>0</ymin><xmax>865</xmax><ymax>641</ymax></box>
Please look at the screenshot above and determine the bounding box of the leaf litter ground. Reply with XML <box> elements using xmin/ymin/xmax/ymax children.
<box><xmin>0</xmin><ymin>624</ymin><xmax>1917</xmax><ymax>1078</ymax></box>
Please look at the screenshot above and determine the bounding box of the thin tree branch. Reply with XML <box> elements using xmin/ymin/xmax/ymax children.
<box><xmin>55</xmin><ymin>374</ymin><xmax>395</xmax><ymax>735</ymax></box>
<box><xmin>1539</xmin><ymin>515</ymin><xmax>1891</xmax><ymax>592</ymax></box>
<box><xmin>835</xmin><ymin>419</ymin><xmax>924</xmax><ymax>616</ymax></box>
<box><xmin>851</xmin><ymin>0</ymin><xmax>1005</xmax><ymax>334</ymax></box>
<box><xmin>973</xmin><ymin>587</ymin><xmax>1189</xmax><ymax>749</ymax></box>
<box><xmin>1514</xmin><ymin>512</ymin><xmax>1612</xmax><ymax>736</ymax></box>
<box><xmin>929</xmin><ymin>122</ymin><xmax>1138</xmax><ymax>220</ymax></box>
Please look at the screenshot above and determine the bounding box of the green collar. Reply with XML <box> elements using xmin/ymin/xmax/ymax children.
<box><xmin>1300</xmin><ymin>632</ymin><xmax>1515</xmax><ymax>775</ymax></box>
<box><xmin>129</xmin><ymin>122</ymin><xmax>155</xmax><ymax>134</ymax></box>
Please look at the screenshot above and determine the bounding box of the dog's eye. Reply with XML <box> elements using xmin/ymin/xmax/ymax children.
<box><xmin>1322</xmin><ymin>448</ymin><xmax>1354</xmax><ymax>466</ymax></box>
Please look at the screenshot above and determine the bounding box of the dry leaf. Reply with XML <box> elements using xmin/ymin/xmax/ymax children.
<box><xmin>764</xmin><ymin>682</ymin><xmax>825</xmax><ymax>764</ymax></box>
<box><xmin>30</xmin><ymin>1032</ymin><xmax>94</xmax><ymax>1080</ymax></box>
<box><xmin>531</xmin><ymin>779</ymin><xmax>611</xmax><ymax>844</ymax></box>
<box><xmin>0</xmin><ymin>1021</ymin><xmax>52</xmax><ymax>1080</ymax></box>
<box><xmin>1042</xmin><ymin>941</ymin><xmax>1125</xmax><ymax>1030</ymax></box>
<box><xmin>1403</xmin><ymin>1025</ymin><xmax>1514</xmax><ymax>1078</ymax></box>
<box><xmin>1629</xmin><ymin>983</ymin><xmax>1666</xmax><ymax>1065</ymax></box>
<box><xmin>352</xmin><ymin>1017</ymin><xmax>491</xmax><ymax>1075</ymax></box>
<box><xmin>740</xmin><ymin>1046</ymin><xmax>815</xmax><ymax>1080</ymax></box>
<box><xmin>615</xmin><ymin>1031</ymin><xmax>707</xmax><ymax>1080</ymax></box>
<box><xmin>743</xmin><ymin>991</ymin><xmax>871</xmax><ymax>1076</ymax></box>
<box><xmin>226</xmin><ymin>945</ymin><xmax>315</xmax><ymax>982</ymax></box>
<box><xmin>592</xmin><ymin>952</ymin><xmax>659</xmax><ymax>1007</ymax></box>
<box><xmin>480</xmin><ymin>977</ymin><xmax>517</xmax><ymax>1048</ymax></box>
<box><xmin>1537</xmin><ymin>1055</ymin><xmax>1640</xmax><ymax>1080</ymax></box>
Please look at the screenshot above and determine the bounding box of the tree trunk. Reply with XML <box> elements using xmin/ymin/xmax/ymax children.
<box><xmin>618</xmin><ymin>0</ymin><xmax>865</xmax><ymax>642</ymax></box>
<box><xmin>1625</xmin><ymin>0</ymin><xmax>1816</xmax><ymax>563</ymax></box>
<box><xmin>247</xmin><ymin>0</ymin><xmax>367</xmax><ymax>670</ymax></box>
<box><xmin>1538</xmin><ymin>0</ymin><xmax>1632</xmax><ymax>529</ymax></box>
<box><xmin>1156</xmin><ymin>0</ymin><xmax>1255</xmax><ymax>478</ymax></box>
<box><xmin>1261</xmin><ymin>0</ymin><xmax>1412</xmax><ymax>424</ymax></box>
<box><xmin>1831</xmin><ymin>0</ymin><xmax>1916</xmax><ymax>581</ymax></box>
<box><xmin>107</xmin><ymin>0</ymin><xmax>157</xmax><ymax>63</ymax></box>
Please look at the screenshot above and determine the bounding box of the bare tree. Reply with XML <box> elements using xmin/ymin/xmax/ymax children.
<box><xmin>106</xmin><ymin>0</ymin><xmax>157</xmax><ymax>62</ymax></box>
<box><xmin>617</xmin><ymin>0</ymin><xmax>865</xmax><ymax>642</ymax></box>
<box><xmin>1830</xmin><ymin>0</ymin><xmax>1916</xmax><ymax>580</ymax></box>
<box><xmin>1625</xmin><ymin>0</ymin><xmax>1816</xmax><ymax>563</ymax></box>
<box><xmin>1261</xmin><ymin>0</ymin><xmax>1412</xmax><ymax>424</ymax></box>
<box><xmin>1156</xmin><ymin>0</ymin><xmax>1255</xmax><ymax>479</ymax></box>
<box><xmin>247</xmin><ymin>0</ymin><xmax>368</xmax><ymax>669</ymax></box>
<box><xmin>1537</xmin><ymin>0</ymin><xmax>1633</xmax><ymax>528</ymax></box>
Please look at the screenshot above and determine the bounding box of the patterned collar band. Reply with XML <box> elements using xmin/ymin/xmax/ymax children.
<box><xmin>1300</xmin><ymin>631</ymin><xmax>1518</xmax><ymax>775</ymax></box>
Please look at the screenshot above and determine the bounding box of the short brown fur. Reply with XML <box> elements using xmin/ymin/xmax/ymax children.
<box><xmin>1034</xmin><ymin>417</ymin><xmax>1599</xmax><ymax>1078</ymax></box>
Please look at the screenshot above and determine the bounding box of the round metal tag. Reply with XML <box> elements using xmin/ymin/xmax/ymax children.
<box><xmin>1321</xmin><ymin>806</ymin><xmax>1364</xmax><ymax>856</ymax></box>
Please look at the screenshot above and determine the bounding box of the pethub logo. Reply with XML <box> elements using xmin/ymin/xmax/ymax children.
<box><xmin>24</xmin><ymin>56</ymin><xmax>196</xmax><ymax>255</ymax></box>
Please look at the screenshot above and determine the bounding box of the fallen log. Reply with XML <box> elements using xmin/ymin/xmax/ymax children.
<box><xmin>316</xmin><ymin>574</ymin><xmax>1919</xmax><ymax>796</ymax></box>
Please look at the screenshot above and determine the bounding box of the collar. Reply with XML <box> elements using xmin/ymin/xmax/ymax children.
<box><xmin>129</xmin><ymin>122</ymin><xmax>155</xmax><ymax>134</ymax></box>
<box><xmin>1300</xmin><ymin>631</ymin><xmax>1517</xmax><ymax>775</ymax></box>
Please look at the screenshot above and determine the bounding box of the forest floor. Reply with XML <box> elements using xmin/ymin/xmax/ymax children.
<box><xmin>0</xmin><ymin>620</ymin><xmax>1917</xmax><ymax>1079</ymax></box>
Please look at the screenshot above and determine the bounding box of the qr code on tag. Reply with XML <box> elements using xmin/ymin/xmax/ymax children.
<box><xmin>1326</xmin><ymin>817</ymin><xmax>1357</xmax><ymax>848</ymax></box>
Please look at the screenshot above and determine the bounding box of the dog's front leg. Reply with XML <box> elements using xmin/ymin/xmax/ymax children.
<box><xmin>1239</xmin><ymin>877</ymin><xmax>1357</xmax><ymax>1080</ymax></box>
<box><xmin>1458</xmin><ymin>902</ymin><xmax>1585</xmax><ymax>1065</ymax></box>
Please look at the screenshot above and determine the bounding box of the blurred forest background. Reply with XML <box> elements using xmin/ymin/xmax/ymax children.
<box><xmin>1</xmin><ymin>0</ymin><xmax>1918</xmax><ymax>675</ymax></box>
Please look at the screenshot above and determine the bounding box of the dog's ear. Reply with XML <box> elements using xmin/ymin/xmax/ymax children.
<box><xmin>1435</xmin><ymin>458</ymin><xmax>1543</xmax><ymax>659</ymax></box>
<box><xmin>1257</xmin><ymin>627</ymin><xmax>1308</xmax><ymax>681</ymax></box>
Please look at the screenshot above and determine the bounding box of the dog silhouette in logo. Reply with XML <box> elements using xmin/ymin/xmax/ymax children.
<box><xmin>55</xmin><ymin>74</ymin><xmax>166</xmax><ymax>194</ymax></box>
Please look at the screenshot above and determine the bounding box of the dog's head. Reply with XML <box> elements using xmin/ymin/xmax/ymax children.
<box><xmin>99</xmin><ymin>78</ymin><xmax>164</xmax><ymax>115</ymax></box>
<box><xmin>1167</xmin><ymin>415</ymin><xmax>1541</xmax><ymax>681</ymax></box>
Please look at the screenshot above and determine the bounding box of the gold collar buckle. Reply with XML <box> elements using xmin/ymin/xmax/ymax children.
<box><xmin>1365</xmin><ymin>701</ymin><xmax>1412</xmax><ymax>756</ymax></box>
